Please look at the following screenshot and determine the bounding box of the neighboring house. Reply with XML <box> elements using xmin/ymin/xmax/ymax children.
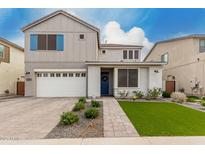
<box><xmin>144</xmin><ymin>34</ymin><xmax>205</xmax><ymax>96</ymax></box>
<box><xmin>0</xmin><ymin>37</ymin><xmax>24</xmax><ymax>95</ymax></box>
<box><xmin>22</xmin><ymin>10</ymin><xmax>163</xmax><ymax>98</ymax></box>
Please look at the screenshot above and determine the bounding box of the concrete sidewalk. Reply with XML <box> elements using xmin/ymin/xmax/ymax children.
<box><xmin>1</xmin><ymin>137</ymin><xmax>205</xmax><ymax>145</ymax></box>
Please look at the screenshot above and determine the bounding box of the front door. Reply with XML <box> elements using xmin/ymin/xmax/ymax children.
<box><xmin>101</xmin><ymin>72</ymin><xmax>109</xmax><ymax>96</ymax></box>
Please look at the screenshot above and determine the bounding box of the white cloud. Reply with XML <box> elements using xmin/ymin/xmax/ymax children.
<box><xmin>102</xmin><ymin>21</ymin><xmax>153</xmax><ymax>60</ymax></box>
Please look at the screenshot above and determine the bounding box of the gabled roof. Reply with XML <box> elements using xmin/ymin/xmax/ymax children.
<box><xmin>21</xmin><ymin>10</ymin><xmax>100</xmax><ymax>33</ymax></box>
<box><xmin>0</xmin><ymin>37</ymin><xmax>24</xmax><ymax>51</ymax></box>
<box><xmin>143</xmin><ymin>34</ymin><xmax>205</xmax><ymax>61</ymax></box>
<box><xmin>100</xmin><ymin>43</ymin><xmax>143</xmax><ymax>49</ymax></box>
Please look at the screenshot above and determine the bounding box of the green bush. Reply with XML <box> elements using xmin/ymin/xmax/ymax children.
<box><xmin>79</xmin><ymin>97</ymin><xmax>86</xmax><ymax>103</ymax></box>
<box><xmin>84</xmin><ymin>108</ymin><xmax>99</xmax><ymax>119</ymax></box>
<box><xmin>72</xmin><ymin>101</ymin><xmax>85</xmax><ymax>111</ymax></box>
<box><xmin>146</xmin><ymin>88</ymin><xmax>162</xmax><ymax>99</ymax></box>
<box><xmin>133</xmin><ymin>90</ymin><xmax>144</xmax><ymax>99</ymax></box>
<box><xmin>187</xmin><ymin>97</ymin><xmax>196</xmax><ymax>102</ymax></box>
<box><xmin>60</xmin><ymin>112</ymin><xmax>79</xmax><ymax>125</ymax></box>
<box><xmin>162</xmin><ymin>91</ymin><xmax>170</xmax><ymax>98</ymax></box>
<box><xmin>91</xmin><ymin>100</ymin><xmax>101</xmax><ymax>107</ymax></box>
<box><xmin>188</xmin><ymin>96</ymin><xmax>200</xmax><ymax>99</ymax></box>
<box><xmin>201</xmin><ymin>101</ymin><xmax>205</xmax><ymax>107</ymax></box>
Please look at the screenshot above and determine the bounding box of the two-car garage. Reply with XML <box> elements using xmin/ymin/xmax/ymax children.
<box><xmin>36</xmin><ymin>69</ymin><xmax>86</xmax><ymax>97</ymax></box>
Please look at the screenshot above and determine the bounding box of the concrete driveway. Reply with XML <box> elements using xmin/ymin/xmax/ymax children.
<box><xmin>0</xmin><ymin>97</ymin><xmax>76</xmax><ymax>140</ymax></box>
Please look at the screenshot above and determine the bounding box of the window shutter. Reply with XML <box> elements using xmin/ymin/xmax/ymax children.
<box><xmin>56</xmin><ymin>35</ymin><xmax>64</xmax><ymax>51</ymax></box>
<box><xmin>30</xmin><ymin>34</ymin><xmax>38</xmax><ymax>51</ymax></box>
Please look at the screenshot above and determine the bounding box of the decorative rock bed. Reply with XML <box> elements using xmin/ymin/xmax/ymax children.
<box><xmin>45</xmin><ymin>101</ymin><xmax>103</xmax><ymax>138</ymax></box>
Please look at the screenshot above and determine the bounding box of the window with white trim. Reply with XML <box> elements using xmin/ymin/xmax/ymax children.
<box><xmin>118</xmin><ymin>69</ymin><xmax>138</xmax><ymax>87</ymax></box>
<box><xmin>75</xmin><ymin>73</ymin><xmax>80</xmax><ymax>77</ymax></box>
<box><xmin>200</xmin><ymin>39</ymin><xmax>205</xmax><ymax>52</ymax></box>
<box><xmin>0</xmin><ymin>44</ymin><xmax>5</xmax><ymax>58</ymax></box>
<box><xmin>161</xmin><ymin>53</ymin><xmax>168</xmax><ymax>64</ymax></box>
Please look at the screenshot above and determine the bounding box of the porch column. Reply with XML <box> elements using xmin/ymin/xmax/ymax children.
<box><xmin>87</xmin><ymin>66</ymin><xmax>101</xmax><ymax>98</ymax></box>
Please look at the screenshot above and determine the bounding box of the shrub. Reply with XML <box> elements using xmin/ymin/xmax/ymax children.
<box><xmin>79</xmin><ymin>97</ymin><xmax>86</xmax><ymax>103</ymax></box>
<box><xmin>201</xmin><ymin>96</ymin><xmax>205</xmax><ymax>101</ymax></box>
<box><xmin>84</xmin><ymin>108</ymin><xmax>99</xmax><ymax>119</ymax></box>
<box><xmin>91</xmin><ymin>100</ymin><xmax>101</xmax><ymax>107</ymax></box>
<box><xmin>188</xmin><ymin>96</ymin><xmax>200</xmax><ymax>99</ymax></box>
<box><xmin>60</xmin><ymin>112</ymin><xmax>79</xmax><ymax>125</ymax></box>
<box><xmin>118</xmin><ymin>90</ymin><xmax>129</xmax><ymax>98</ymax></box>
<box><xmin>72</xmin><ymin>101</ymin><xmax>85</xmax><ymax>111</ymax></box>
<box><xmin>146</xmin><ymin>88</ymin><xmax>162</xmax><ymax>99</ymax></box>
<box><xmin>170</xmin><ymin>92</ymin><xmax>187</xmax><ymax>103</ymax></box>
<box><xmin>133</xmin><ymin>90</ymin><xmax>144</xmax><ymax>99</ymax></box>
<box><xmin>162</xmin><ymin>91</ymin><xmax>170</xmax><ymax>98</ymax></box>
<box><xmin>201</xmin><ymin>100</ymin><xmax>205</xmax><ymax>107</ymax></box>
<box><xmin>187</xmin><ymin>97</ymin><xmax>196</xmax><ymax>102</ymax></box>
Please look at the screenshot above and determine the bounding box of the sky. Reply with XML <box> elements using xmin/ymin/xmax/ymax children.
<box><xmin>0</xmin><ymin>8</ymin><xmax>205</xmax><ymax>58</ymax></box>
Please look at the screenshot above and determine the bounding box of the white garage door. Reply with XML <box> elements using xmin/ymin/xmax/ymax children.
<box><xmin>36</xmin><ymin>72</ymin><xmax>86</xmax><ymax>97</ymax></box>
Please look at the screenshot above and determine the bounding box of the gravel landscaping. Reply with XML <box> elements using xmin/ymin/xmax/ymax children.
<box><xmin>45</xmin><ymin>101</ymin><xmax>103</xmax><ymax>138</ymax></box>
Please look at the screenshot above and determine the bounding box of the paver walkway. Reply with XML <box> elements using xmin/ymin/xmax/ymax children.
<box><xmin>102</xmin><ymin>97</ymin><xmax>139</xmax><ymax>137</ymax></box>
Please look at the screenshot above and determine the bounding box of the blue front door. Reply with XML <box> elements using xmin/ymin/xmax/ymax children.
<box><xmin>101</xmin><ymin>72</ymin><xmax>109</xmax><ymax>96</ymax></box>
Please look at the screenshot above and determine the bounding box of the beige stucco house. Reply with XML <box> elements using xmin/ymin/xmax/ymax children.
<box><xmin>144</xmin><ymin>34</ymin><xmax>205</xmax><ymax>96</ymax></box>
<box><xmin>22</xmin><ymin>10</ymin><xmax>164</xmax><ymax>98</ymax></box>
<box><xmin>0</xmin><ymin>37</ymin><xmax>24</xmax><ymax>95</ymax></box>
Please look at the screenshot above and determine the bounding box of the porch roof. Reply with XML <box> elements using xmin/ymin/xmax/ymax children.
<box><xmin>85</xmin><ymin>61</ymin><xmax>165</xmax><ymax>66</ymax></box>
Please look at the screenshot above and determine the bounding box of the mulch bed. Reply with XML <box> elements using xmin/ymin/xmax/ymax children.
<box><xmin>45</xmin><ymin>101</ymin><xmax>103</xmax><ymax>138</ymax></box>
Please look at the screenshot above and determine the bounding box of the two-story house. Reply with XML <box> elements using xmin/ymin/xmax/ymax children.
<box><xmin>144</xmin><ymin>34</ymin><xmax>205</xmax><ymax>96</ymax></box>
<box><xmin>22</xmin><ymin>10</ymin><xmax>164</xmax><ymax>98</ymax></box>
<box><xmin>0</xmin><ymin>37</ymin><xmax>24</xmax><ymax>96</ymax></box>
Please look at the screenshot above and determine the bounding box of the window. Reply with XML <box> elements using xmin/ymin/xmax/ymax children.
<box><xmin>129</xmin><ymin>50</ymin><xmax>133</xmax><ymax>59</ymax></box>
<box><xmin>43</xmin><ymin>73</ymin><xmax>48</xmax><ymax>77</ymax></box>
<box><xmin>48</xmin><ymin>35</ymin><xmax>56</xmax><ymax>50</ymax></box>
<box><xmin>0</xmin><ymin>44</ymin><xmax>4</xmax><ymax>58</ymax></box>
<box><xmin>118</xmin><ymin>69</ymin><xmax>138</xmax><ymax>87</ymax></box>
<box><xmin>63</xmin><ymin>73</ymin><xmax>67</xmax><ymax>77</ymax></box>
<box><xmin>37</xmin><ymin>73</ymin><xmax>42</xmax><ymax>77</ymax></box>
<box><xmin>69</xmin><ymin>73</ymin><xmax>73</xmax><ymax>77</ymax></box>
<box><xmin>128</xmin><ymin>69</ymin><xmax>138</xmax><ymax>87</ymax></box>
<box><xmin>50</xmin><ymin>73</ymin><xmax>55</xmax><ymax>77</ymax></box>
<box><xmin>30</xmin><ymin>34</ymin><xmax>64</xmax><ymax>51</ymax></box>
<box><xmin>161</xmin><ymin>53</ymin><xmax>168</xmax><ymax>63</ymax></box>
<box><xmin>79</xmin><ymin>34</ymin><xmax>84</xmax><ymax>39</ymax></box>
<box><xmin>123</xmin><ymin>50</ymin><xmax>127</xmax><ymax>59</ymax></box>
<box><xmin>134</xmin><ymin>50</ymin><xmax>139</xmax><ymax>59</ymax></box>
<box><xmin>200</xmin><ymin>39</ymin><xmax>205</xmax><ymax>52</ymax></box>
<box><xmin>75</xmin><ymin>73</ymin><xmax>80</xmax><ymax>77</ymax></box>
<box><xmin>118</xmin><ymin>69</ymin><xmax>127</xmax><ymax>87</ymax></box>
<box><xmin>81</xmin><ymin>73</ymin><xmax>86</xmax><ymax>77</ymax></box>
<box><xmin>38</xmin><ymin>34</ymin><xmax>46</xmax><ymax>50</ymax></box>
<box><xmin>56</xmin><ymin>73</ymin><xmax>61</xmax><ymax>77</ymax></box>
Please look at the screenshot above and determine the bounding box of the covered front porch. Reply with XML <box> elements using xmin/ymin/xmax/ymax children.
<box><xmin>86</xmin><ymin>61</ymin><xmax>164</xmax><ymax>98</ymax></box>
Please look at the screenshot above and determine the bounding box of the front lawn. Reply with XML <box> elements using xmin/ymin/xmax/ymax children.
<box><xmin>119</xmin><ymin>101</ymin><xmax>205</xmax><ymax>136</ymax></box>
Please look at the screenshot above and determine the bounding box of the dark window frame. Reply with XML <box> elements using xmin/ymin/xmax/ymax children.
<box><xmin>123</xmin><ymin>50</ymin><xmax>127</xmax><ymax>59</ymax></box>
<box><xmin>200</xmin><ymin>39</ymin><xmax>205</xmax><ymax>52</ymax></box>
<box><xmin>79</xmin><ymin>34</ymin><xmax>85</xmax><ymax>40</ymax></box>
<box><xmin>129</xmin><ymin>50</ymin><xmax>133</xmax><ymax>59</ymax></box>
<box><xmin>118</xmin><ymin>69</ymin><xmax>138</xmax><ymax>87</ymax></box>
<box><xmin>134</xmin><ymin>50</ymin><xmax>139</xmax><ymax>59</ymax></box>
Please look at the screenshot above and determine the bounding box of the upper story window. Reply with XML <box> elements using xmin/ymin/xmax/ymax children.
<box><xmin>129</xmin><ymin>50</ymin><xmax>133</xmax><ymax>59</ymax></box>
<box><xmin>123</xmin><ymin>50</ymin><xmax>127</xmax><ymax>59</ymax></box>
<box><xmin>30</xmin><ymin>34</ymin><xmax>64</xmax><ymax>51</ymax></box>
<box><xmin>161</xmin><ymin>53</ymin><xmax>168</xmax><ymax>64</ymax></box>
<box><xmin>200</xmin><ymin>39</ymin><xmax>205</xmax><ymax>52</ymax></box>
<box><xmin>123</xmin><ymin>50</ymin><xmax>139</xmax><ymax>60</ymax></box>
<box><xmin>79</xmin><ymin>34</ymin><xmax>85</xmax><ymax>40</ymax></box>
<box><xmin>0</xmin><ymin>44</ymin><xmax>5</xmax><ymax>58</ymax></box>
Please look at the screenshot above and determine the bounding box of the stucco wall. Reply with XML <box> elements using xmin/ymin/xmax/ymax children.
<box><xmin>113</xmin><ymin>66</ymin><xmax>162</xmax><ymax>97</ymax></box>
<box><xmin>145</xmin><ymin>38</ymin><xmax>205</xmax><ymax>95</ymax></box>
<box><xmin>0</xmin><ymin>44</ymin><xmax>24</xmax><ymax>95</ymax></box>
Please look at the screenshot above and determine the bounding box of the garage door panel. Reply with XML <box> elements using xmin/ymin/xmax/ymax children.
<box><xmin>36</xmin><ymin>73</ymin><xmax>86</xmax><ymax>97</ymax></box>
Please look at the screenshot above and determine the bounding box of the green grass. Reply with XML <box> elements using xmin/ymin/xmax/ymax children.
<box><xmin>119</xmin><ymin>101</ymin><xmax>205</xmax><ymax>136</ymax></box>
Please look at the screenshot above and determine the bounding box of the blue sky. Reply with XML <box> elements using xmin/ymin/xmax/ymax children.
<box><xmin>0</xmin><ymin>8</ymin><xmax>205</xmax><ymax>50</ymax></box>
